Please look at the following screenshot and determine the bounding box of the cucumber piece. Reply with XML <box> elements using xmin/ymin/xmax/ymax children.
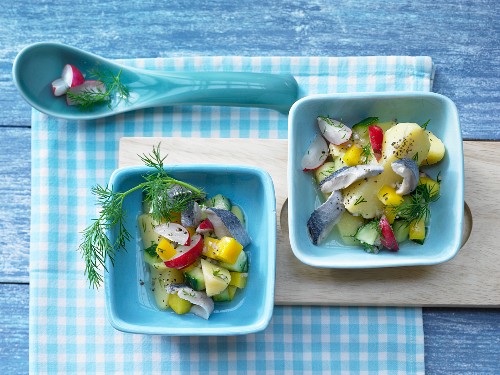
<box><xmin>336</xmin><ymin>211</ymin><xmax>364</xmax><ymax>245</ymax></box>
<box><xmin>212</xmin><ymin>287</ymin><xmax>233</xmax><ymax>302</ymax></box>
<box><xmin>392</xmin><ymin>220</ymin><xmax>410</xmax><ymax>243</ymax></box>
<box><xmin>355</xmin><ymin>221</ymin><xmax>380</xmax><ymax>253</ymax></box>
<box><xmin>205</xmin><ymin>194</ymin><xmax>232</xmax><ymax>210</ymax></box>
<box><xmin>144</xmin><ymin>247</ymin><xmax>168</xmax><ymax>270</ymax></box>
<box><xmin>210</xmin><ymin>250</ymin><xmax>248</xmax><ymax>272</ymax></box>
<box><xmin>351</xmin><ymin>117</ymin><xmax>379</xmax><ymax>144</ymax></box>
<box><xmin>377</xmin><ymin>121</ymin><xmax>396</xmax><ymax>132</ymax></box>
<box><xmin>184</xmin><ymin>265</ymin><xmax>206</xmax><ymax>291</ymax></box>
<box><xmin>230</xmin><ymin>205</ymin><xmax>245</xmax><ymax>225</ymax></box>
<box><xmin>227</xmin><ymin>285</ymin><xmax>238</xmax><ymax>300</ymax></box>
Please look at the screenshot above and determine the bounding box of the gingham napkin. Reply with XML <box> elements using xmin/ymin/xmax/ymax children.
<box><xmin>30</xmin><ymin>56</ymin><xmax>433</xmax><ymax>374</ymax></box>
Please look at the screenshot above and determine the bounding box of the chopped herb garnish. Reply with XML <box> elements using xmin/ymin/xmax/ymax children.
<box><xmin>393</xmin><ymin>183</ymin><xmax>440</xmax><ymax>225</ymax></box>
<box><xmin>67</xmin><ymin>68</ymin><xmax>129</xmax><ymax>110</ymax></box>
<box><xmin>144</xmin><ymin>244</ymin><xmax>158</xmax><ymax>258</ymax></box>
<box><xmin>421</xmin><ymin>119</ymin><xmax>430</xmax><ymax>130</ymax></box>
<box><xmin>354</xmin><ymin>196</ymin><xmax>367</xmax><ymax>205</ymax></box>
<box><xmin>213</xmin><ymin>269</ymin><xmax>228</xmax><ymax>281</ymax></box>
<box><xmin>182</xmin><ymin>290</ymin><xmax>196</xmax><ymax>298</ymax></box>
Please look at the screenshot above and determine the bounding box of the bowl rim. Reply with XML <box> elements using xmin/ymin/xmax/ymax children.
<box><xmin>104</xmin><ymin>163</ymin><xmax>277</xmax><ymax>335</ymax></box>
<box><xmin>287</xmin><ymin>91</ymin><xmax>464</xmax><ymax>268</ymax></box>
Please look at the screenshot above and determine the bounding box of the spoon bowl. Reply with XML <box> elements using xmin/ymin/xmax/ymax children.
<box><xmin>12</xmin><ymin>42</ymin><xmax>299</xmax><ymax>120</ymax></box>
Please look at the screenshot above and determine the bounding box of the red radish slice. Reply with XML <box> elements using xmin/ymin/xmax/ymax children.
<box><xmin>164</xmin><ymin>234</ymin><xmax>204</xmax><ymax>269</ymax></box>
<box><xmin>368</xmin><ymin>125</ymin><xmax>383</xmax><ymax>161</ymax></box>
<box><xmin>317</xmin><ymin>116</ymin><xmax>352</xmax><ymax>145</ymax></box>
<box><xmin>301</xmin><ymin>134</ymin><xmax>329</xmax><ymax>171</ymax></box>
<box><xmin>379</xmin><ymin>215</ymin><xmax>399</xmax><ymax>251</ymax></box>
<box><xmin>196</xmin><ymin>218</ymin><xmax>214</xmax><ymax>234</ymax></box>
<box><xmin>66</xmin><ymin>80</ymin><xmax>106</xmax><ymax>106</ymax></box>
<box><xmin>51</xmin><ymin>78</ymin><xmax>69</xmax><ymax>96</ymax></box>
<box><xmin>154</xmin><ymin>222</ymin><xmax>190</xmax><ymax>245</ymax></box>
<box><xmin>61</xmin><ymin>64</ymin><xmax>85</xmax><ymax>87</ymax></box>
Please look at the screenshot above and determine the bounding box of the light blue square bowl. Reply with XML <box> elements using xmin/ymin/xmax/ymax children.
<box><xmin>288</xmin><ymin>92</ymin><xmax>464</xmax><ymax>268</ymax></box>
<box><xmin>104</xmin><ymin>164</ymin><xmax>276</xmax><ymax>335</ymax></box>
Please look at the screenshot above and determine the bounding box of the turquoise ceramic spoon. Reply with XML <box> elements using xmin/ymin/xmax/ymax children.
<box><xmin>12</xmin><ymin>42</ymin><xmax>299</xmax><ymax>120</ymax></box>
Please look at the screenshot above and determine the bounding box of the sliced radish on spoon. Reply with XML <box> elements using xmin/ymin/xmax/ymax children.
<box><xmin>317</xmin><ymin>116</ymin><xmax>352</xmax><ymax>145</ymax></box>
<box><xmin>61</xmin><ymin>64</ymin><xmax>85</xmax><ymax>87</ymax></box>
<box><xmin>301</xmin><ymin>134</ymin><xmax>329</xmax><ymax>171</ymax></box>
<box><xmin>154</xmin><ymin>222</ymin><xmax>190</xmax><ymax>245</ymax></box>
<box><xmin>51</xmin><ymin>78</ymin><xmax>70</xmax><ymax>96</ymax></box>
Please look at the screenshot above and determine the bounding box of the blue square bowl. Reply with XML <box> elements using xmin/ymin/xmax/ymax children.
<box><xmin>288</xmin><ymin>92</ymin><xmax>464</xmax><ymax>268</ymax></box>
<box><xmin>104</xmin><ymin>164</ymin><xmax>276</xmax><ymax>335</ymax></box>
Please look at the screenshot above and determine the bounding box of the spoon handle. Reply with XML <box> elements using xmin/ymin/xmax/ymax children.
<box><xmin>128</xmin><ymin>70</ymin><xmax>299</xmax><ymax>114</ymax></box>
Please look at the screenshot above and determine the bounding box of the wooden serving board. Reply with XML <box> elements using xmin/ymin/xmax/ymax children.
<box><xmin>120</xmin><ymin>137</ymin><xmax>500</xmax><ymax>307</ymax></box>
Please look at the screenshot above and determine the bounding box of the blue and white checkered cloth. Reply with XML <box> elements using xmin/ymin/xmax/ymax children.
<box><xmin>30</xmin><ymin>56</ymin><xmax>433</xmax><ymax>374</ymax></box>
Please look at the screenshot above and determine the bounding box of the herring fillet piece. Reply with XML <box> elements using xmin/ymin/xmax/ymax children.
<box><xmin>319</xmin><ymin>165</ymin><xmax>384</xmax><ymax>194</ymax></box>
<box><xmin>307</xmin><ymin>190</ymin><xmax>345</xmax><ymax>245</ymax></box>
<box><xmin>204</xmin><ymin>207</ymin><xmax>251</xmax><ymax>247</ymax></box>
<box><xmin>166</xmin><ymin>284</ymin><xmax>215</xmax><ymax>320</ymax></box>
<box><xmin>391</xmin><ymin>158</ymin><xmax>419</xmax><ymax>195</ymax></box>
<box><xmin>181</xmin><ymin>201</ymin><xmax>203</xmax><ymax>227</ymax></box>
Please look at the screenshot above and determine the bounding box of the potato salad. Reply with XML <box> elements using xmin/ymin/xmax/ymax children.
<box><xmin>302</xmin><ymin>116</ymin><xmax>445</xmax><ymax>253</ymax></box>
<box><xmin>139</xmin><ymin>193</ymin><xmax>249</xmax><ymax>319</ymax></box>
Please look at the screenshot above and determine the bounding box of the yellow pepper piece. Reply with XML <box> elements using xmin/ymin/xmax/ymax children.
<box><xmin>409</xmin><ymin>218</ymin><xmax>426</xmax><ymax>242</ymax></box>
<box><xmin>383</xmin><ymin>206</ymin><xmax>398</xmax><ymax>224</ymax></box>
<box><xmin>168</xmin><ymin>293</ymin><xmax>192</xmax><ymax>314</ymax></box>
<box><xmin>156</xmin><ymin>238</ymin><xmax>176</xmax><ymax>261</ymax></box>
<box><xmin>229</xmin><ymin>272</ymin><xmax>247</xmax><ymax>288</ymax></box>
<box><xmin>342</xmin><ymin>144</ymin><xmax>364</xmax><ymax>166</ymax></box>
<box><xmin>377</xmin><ymin>185</ymin><xmax>405</xmax><ymax>206</ymax></box>
<box><xmin>215</xmin><ymin>237</ymin><xmax>243</xmax><ymax>264</ymax></box>
<box><xmin>418</xmin><ymin>176</ymin><xmax>440</xmax><ymax>197</ymax></box>
<box><xmin>202</xmin><ymin>237</ymin><xmax>220</xmax><ymax>260</ymax></box>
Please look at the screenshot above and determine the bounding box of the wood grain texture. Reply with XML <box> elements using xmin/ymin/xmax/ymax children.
<box><xmin>0</xmin><ymin>283</ymin><xmax>29</xmax><ymax>375</ymax></box>
<box><xmin>423</xmin><ymin>308</ymin><xmax>500</xmax><ymax>374</ymax></box>
<box><xmin>0</xmin><ymin>0</ymin><xmax>498</xmax><ymax>139</ymax></box>
<box><xmin>120</xmin><ymin>137</ymin><xmax>500</xmax><ymax>307</ymax></box>
<box><xmin>0</xmin><ymin>127</ymin><xmax>31</xmax><ymax>283</ymax></box>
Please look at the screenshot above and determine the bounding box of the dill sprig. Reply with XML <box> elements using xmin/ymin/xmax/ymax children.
<box><xmin>360</xmin><ymin>143</ymin><xmax>372</xmax><ymax>163</ymax></box>
<box><xmin>78</xmin><ymin>144</ymin><xmax>205</xmax><ymax>288</ymax></box>
<box><xmin>393</xmin><ymin>183</ymin><xmax>440</xmax><ymax>225</ymax></box>
<box><xmin>67</xmin><ymin>68</ymin><xmax>129</xmax><ymax>110</ymax></box>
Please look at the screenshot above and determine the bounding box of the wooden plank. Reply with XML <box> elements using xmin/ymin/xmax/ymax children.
<box><xmin>0</xmin><ymin>0</ymin><xmax>498</xmax><ymax>139</ymax></box>
<box><xmin>0</xmin><ymin>127</ymin><xmax>31</xmax><ymax>282</ymax></box>
<box><xmin>120</xmin><ymin>137</ymin><xmax>499</xmax><ymax>307</ymax></box>
<box><xmin>423</xmin><ymin>308</ymin><xmax>500</xmax><ymax>373</ymax></box>
<box><xmin>0</xmin><ymin>283</ymin><xmax>29</xmax><ymax>375</ymax></box>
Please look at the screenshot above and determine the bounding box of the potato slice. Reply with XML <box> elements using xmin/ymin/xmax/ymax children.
<box><xmin>421</xmin><ymin>130</ymin><xmax>445</xmax><ymax>165</ymax></box>
<box><xmin>343</xmin><ymin>168</ymin><xmax>401</xmax><ymax>219</ymax></box>
<box><xmin>381</xmin><ymin>123</ymin><xmax>430</xmax><ymax>166</ymax></box>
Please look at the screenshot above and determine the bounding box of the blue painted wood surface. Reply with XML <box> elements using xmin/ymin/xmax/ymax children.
<box><xmin>0</xmin><ymin>0</ymin><xmax>498</xmax><ymax>373</ymax></box>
